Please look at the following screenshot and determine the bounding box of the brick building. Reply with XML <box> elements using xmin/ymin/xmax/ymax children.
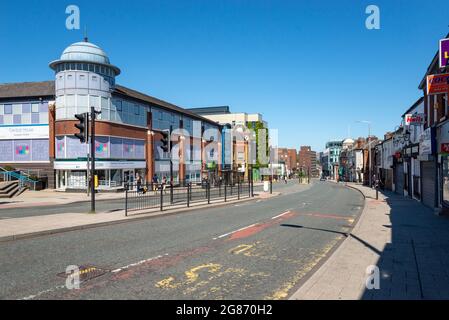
<box><xmin>297</xmin><ymin>146</ymin><xmax>318</xmax><ymax>177</ymax></box>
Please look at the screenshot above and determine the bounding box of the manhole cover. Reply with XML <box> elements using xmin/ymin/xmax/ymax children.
<box><xmin>57</xmin><ymin>265</ymin><xmax>110</xmax><ymax>283</ymax></box>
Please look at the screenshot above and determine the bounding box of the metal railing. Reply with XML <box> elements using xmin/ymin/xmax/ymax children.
<box><xmin>0</xmin><ymin>170</ymin><xmax>38</xmax><ymax>190</ymax></box>
<box><xmin>124</xmin><ymin>180</ymin><xmax>254</xmax><ymax>216</ymax></box>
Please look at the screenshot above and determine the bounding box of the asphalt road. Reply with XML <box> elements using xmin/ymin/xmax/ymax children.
<box><xmin>0</xmin><ymin>181</ymin><xmax>364</xmax><ymax>300</ymax></box>
<box><xmin>0</xmin><ymin>181</ymin><xmax>299</xmax><ymax>219</ymax></box>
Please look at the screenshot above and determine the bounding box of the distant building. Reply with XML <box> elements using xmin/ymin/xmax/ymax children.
<box><xmin>297</xmin><ymin>146</ymin><xmax>318</xmax><ymax>177</ymax></box>
<box><xmin>325</xmin><ymin>140</ymin><xmax>343</xmax><ymax>179</ymax></box>
<box><xmin>188</xmin><ymin>106</ymin><xmax>269</xmax><ymax>181</ymax></box>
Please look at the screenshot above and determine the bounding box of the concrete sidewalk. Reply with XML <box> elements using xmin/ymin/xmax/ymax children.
<box><xmin>290</xmin><ymin>183</ymin><xmax>449</xmax><ymax>300</ymax></box>
<box><xmin>0</xmin><ymin>182</ymin><xmax>267</xmax><ymax>209</ymax></box>
<box><xmin>0</xmin><ymin>191</ymin><xmax>278</xmax><ymax>243</ymax></box>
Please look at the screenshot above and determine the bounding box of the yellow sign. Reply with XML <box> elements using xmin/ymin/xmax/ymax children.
<box><xmin>94</xmin><ymin>175</ymin><xmax>99</xmax><ymax>188</ymax></box>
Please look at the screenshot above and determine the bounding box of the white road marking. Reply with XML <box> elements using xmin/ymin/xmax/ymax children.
<box><xmin>20</xmin><ymin>285</ymin><xmax>65</xmax><ymax>300</ymax></box>
<box><xmin>271</xmin><ymin>210</ymin><xmax>291</xmax><ymax>220</ymax></box>
<box><xmin>213</xmin><ymin>223</ymin><xmax>257</xmax><ymax>240</ymax></box>
<box><xmin>111</xmin><ymin>254</ymin><xmax>168</xmax><ymax>273</ymax></box>
<box><xmin>21</xmin><ymin>254</ymin><xmax>169</xmax><ymax>300</ymax></box>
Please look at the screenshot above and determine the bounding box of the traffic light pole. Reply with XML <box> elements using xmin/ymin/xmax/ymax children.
<box><xmin>90</xmin><ymin>106</ymin><xmax>96</xmax><ymax>213</ymax></box>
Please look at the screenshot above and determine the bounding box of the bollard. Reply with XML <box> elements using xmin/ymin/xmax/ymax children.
<box><xmin>160</xmin><ymin>184</ymin><xmax>163</xmax><ymax>211</ymax></box>
<box><xmin>224</xmin><ymin>183</ymin><xmax>227</xmax><ymax>202</ymax></box>
<box><xmin>125</xmin><ymin>182</ymin><xmax>128</xmax><ymax>216</ymax></box>
<box><xmin>270</xmin><ymin>179</ymin><xmax>273</xmax><ymax>194</ymax></box>
<box><xmin>170</xmin><ymin>182</ymin><xmax>173</xmax><ymax>204</ymax></box>
<box><xmin>207</xmin><ymin>181</ymin><xmax>211</xmax><ymax>204</ymax></box>
<box><xmin>187</xmin><ymin>184</ymin><xmax>190</xmax><ymax>207</ymax></box>
<box><xmin>238</xmin><ymin>179</ymin><xmax>240</xmax><ymax>200</ymax></box>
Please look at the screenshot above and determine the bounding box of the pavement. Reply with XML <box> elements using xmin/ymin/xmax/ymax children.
<box><xmin>0</xmin><ymin>190</ymin><xmax>279</xmax><ymax>243</ymax></box>
<box><xmin>0</xmin><ymin>181</ymin><xmax>301</xmax><ymax>242</ymax></box>
<box><xmin>0</xmin><ymin>182</ymin><xmax>269</xmax><ymax>209</ymax></box>
<box><xmin>0</xmin><ymin>181</ymin><xmax>363</xmax><ymax>299</ymax></box>
<box><xmin>290</xmin><ymin>182</ymin><xmax>449</xmax><ymax>300</ymax></box>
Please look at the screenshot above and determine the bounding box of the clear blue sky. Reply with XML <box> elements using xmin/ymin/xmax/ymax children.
<box><xmin>0</xmin><ymin>0</ymin><xmax>448</xmax><ymax>151</ymax></box>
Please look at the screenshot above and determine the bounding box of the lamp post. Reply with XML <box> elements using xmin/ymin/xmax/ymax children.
<box><xmin>356</xmin><ymin>120</ymin><xmax>372</xmax><ymax>188</ymax></box>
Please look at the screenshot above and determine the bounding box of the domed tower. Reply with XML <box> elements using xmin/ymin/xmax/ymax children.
<box><xmin>49</xmin><ymin>39</ymin><xmax>121</xmax><ymax>190</ymax></box>
<box><xmin>49</xmin><ymin>39</ymin><xmax>120</xmax><ymax>119</ymax></box>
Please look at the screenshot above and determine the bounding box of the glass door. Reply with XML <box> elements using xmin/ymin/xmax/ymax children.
<box><xmin>123</xmin><ymin>169</ymin><xmax>135</xmax><ymax>189</ymax></box>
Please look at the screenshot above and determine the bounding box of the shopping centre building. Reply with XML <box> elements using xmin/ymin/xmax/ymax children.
<box><xmin>0</xmin><ymin>39</ymin><xmax>223</xmax><ymax>191</ymax></box>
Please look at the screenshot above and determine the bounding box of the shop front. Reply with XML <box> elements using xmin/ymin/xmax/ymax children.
<box><xmin>54</xmin><ymin>160</ymin><xmax>146</xmax><ymax>191</ymax></box>
<box><xmin>402</xmin><ymin>144</ymin><xmax>420</xmax><ymax>198</ymax></box>
<box><xmin>418</xmin><ymin>127</ymin><xmax>437</xmax><ymax>209</ymax></box>
<box><xmin>437</xmin><ymin>120</ymin><xmax>449</xmax><ymax>212</ymax></box>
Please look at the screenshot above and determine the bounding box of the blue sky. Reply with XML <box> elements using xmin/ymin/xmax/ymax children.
<box><xmin>0</xmin><ymin>0</ymin><xmax>448</xmax><ymax>151</ymax></box>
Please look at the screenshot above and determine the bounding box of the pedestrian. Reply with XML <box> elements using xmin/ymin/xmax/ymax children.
<box><xmin>284</xmin><ymin>175</ymin><xmax>288</xmax><ymax>184</ymax></box>
<box><xmin>152</xmin><ymin>174</ymin><xmax>159</xmax><ymax>192</ymax></box>
<box><xmin>162</xmin><ymin>176</ymin><xmax>167</xmax><ymax>193</ymax></box>
<box><xmin>136</xmin><ymin>172</ymin><xmax>142</xmax><ymax>194</ymax></box>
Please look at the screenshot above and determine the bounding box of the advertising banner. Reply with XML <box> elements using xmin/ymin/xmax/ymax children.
<box><xmin>405</xmin><ymin>113</ymin><xmax>425</xmax><ymax>126</ymax></box>
<box><xmin>427</xmin><ymin>73</ymin><xmax>449</xmax><ymax>95</ymax></box>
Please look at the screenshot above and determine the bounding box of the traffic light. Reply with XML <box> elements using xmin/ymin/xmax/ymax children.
<box><xmin>160</xmin><ymin>131</ymin><xmax>169</xmax><ymax>152</ymax></box>
<box><xmin>74</xmin><ymin>113</ymin><xmax>89</xmax><ymax>143</ymax></box>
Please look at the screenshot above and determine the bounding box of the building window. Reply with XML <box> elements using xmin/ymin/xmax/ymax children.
<box><xmin>4</xmin><ymin>105</ymin><xmax>12</xmax><ymax>114</ymax></box>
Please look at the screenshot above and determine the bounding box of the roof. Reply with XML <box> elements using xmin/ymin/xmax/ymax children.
<box><xmin>187</xmin><ymin>106</ymin><xmax>231</xmax><ymax>115</ymax></box>
<box><xmin>418</xmin><ymin>32</ymin><xmax>449</xmax><ymax>90</ymax></box>
<box><xmin>0</xmin><ymin>81</ymin><xmax>55</xmax><ymax>99</ymax></box>
<box><xmin>114</xmin><ymin>85</ymin><xmax>220</xmax><ymax>125</ymax></box>
<box><xmin>0</xmin><ymin>81</ymin><xmax>219</xmax><ymax>126</ymax></box>
<box><xmin>49</xmin><ymin>40</ymin><xmax>121</xmax><ymax>75</ymax></box>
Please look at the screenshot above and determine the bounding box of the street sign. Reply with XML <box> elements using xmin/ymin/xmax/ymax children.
<box><xmin>405</xmin><ymin>113</ymin><xmax>425</xmax><ymax>126</ymax></box>
<box><xmin>426</xmin><ymin>73</ymin><xmax>449</xmax><ymax>95</ymax></box>
<box><xmin>440</xmin><ymin>38</ymin><xmax>449</xmax><ymax>68</ymax></box>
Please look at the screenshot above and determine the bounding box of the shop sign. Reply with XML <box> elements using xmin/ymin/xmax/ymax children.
<box><xmin>427</xmin><ymin>73</ymin><xmax>449</xmax><ymax>95</ymax></box>
<box><xmin>419</xmin><ymin>127</ymin><xmax>436</xmax><ymax>156</ymax></box>
<box><xmin>0</xmin><ymin>125</ymin><xmax>49</xmax><ymax>140</ymax></box>
<box><xmin>441</xmin><ymin>143</ymin><xmax>449</xmax><ymax>154</ymax></box>
<box><xmin>440</xmin><ymin>38</ymin><xmax>449</xmax><ymax>68</ymax></box>
<box><xmin>405</xmin><ymin>114</ymin><xmax>425</xmax><ymax>126</ymax></box>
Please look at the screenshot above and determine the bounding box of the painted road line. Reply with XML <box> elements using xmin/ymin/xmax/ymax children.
<box><xmin>271</xmin><ymin>210</ymin><xmax>291</xmax><ymax>220</ymax></box>
<box><xmin>213</xmin><ymin>224</ymin><xmax>257</xmax><ymax>240</ymax></box>
<box><xmin>213</xmin><ymin>210</ymin><xmax>296</xmax><ymax>240</ymax></box>
<box><xmin>111</xmin><ymin>254</ymin><xmax>168</xmax><ymax>273</ymax></box>
<box><xmin>21</xmin><ymin>285</ymin><xmax>66</xmax><ymax>300</ymax></box>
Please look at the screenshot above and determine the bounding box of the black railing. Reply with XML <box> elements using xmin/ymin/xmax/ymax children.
<box><xmin>125</xmin><ymin>180</ymin><xmax>254</xmax><ymax>216</ymax></box>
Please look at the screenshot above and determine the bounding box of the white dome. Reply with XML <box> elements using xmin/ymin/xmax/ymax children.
<box><xmin>49</xmin><ymin>40</ymin><xmax>120</xmax><ymax>75</ymax></box>
<box><xmin>60</xmin><ymin>41</ymin><xmax>110</xmax><ymax>65</ymax></box>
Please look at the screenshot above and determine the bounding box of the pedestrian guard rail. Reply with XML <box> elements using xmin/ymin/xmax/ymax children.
<box><xmin>124</xmin><ymin>180</ymin><xmax>254</xmax><ymax>216</ymax></box>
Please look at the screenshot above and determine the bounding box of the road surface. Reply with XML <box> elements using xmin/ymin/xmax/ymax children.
<box><xmin>0</xmin><ymin>181</ymin><xmax>364</xmax><ymax>299</ymax></box>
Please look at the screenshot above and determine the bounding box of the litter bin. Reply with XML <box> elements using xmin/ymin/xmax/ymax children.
<box><xmin>263</xmin><ymin>181</ymin><xmax>269</xmax><ymax>192</ymax></box>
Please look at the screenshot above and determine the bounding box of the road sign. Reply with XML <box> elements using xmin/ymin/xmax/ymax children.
<box><xmin>440</xmin><ymin>38</ymin><xmax>449</xmax><ymax>68</ymax></box>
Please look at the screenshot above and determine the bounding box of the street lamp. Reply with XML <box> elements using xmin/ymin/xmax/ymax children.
<box><xmin>356</xmin><ymin>120</ymin><xmax>373</xmax><ymax>188</ymax></box>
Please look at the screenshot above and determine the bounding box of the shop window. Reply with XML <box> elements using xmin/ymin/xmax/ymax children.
<box><xmin>443</xmin><ymin>157</ymin><xmax>449</xmax><ymax>206</ymax></box>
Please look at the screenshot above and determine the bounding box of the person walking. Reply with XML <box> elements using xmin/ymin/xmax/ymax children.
<box><xmin>162</xmin><ymin>176</ymin><xmax>167</xmax><ymax>193</ymax></box>
<box><xmin>136</xmin><ymin>172</ymin><xmax>142</xmax><ymax>194</ymax></box>
<box><xmin>152</xmin><ymin>174</ymin><xmax>159</xmax><ymax>192</ymax></box>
